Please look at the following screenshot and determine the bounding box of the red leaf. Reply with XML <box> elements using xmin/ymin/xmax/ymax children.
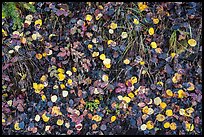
<box><xmin>60</xmin><ymin>47</ymin><xmax>66</xmax><ymax>52</ymax></box>
<box><xmin>2</xmin><ymin>64</ymin><xmax>10</xmax><ymax>70</ymax></box>
<box><xmin>17</xmin><ymin>103</ymin><xmax>24</xmax><ymax>112</ymax></box>
<box><xmin>57</xmin><ymin>52</ymin><xmax>67</xmax><ymax>57</ymax></box>
<box><xmin>115</xmin><ymin>88</ymin><xmax>122</xmax><ymax>93</ymax></box>
<box><xmin>138</xmin><ymin>102</ymin><xmax>146</xmax><ymax>108</ymax></box>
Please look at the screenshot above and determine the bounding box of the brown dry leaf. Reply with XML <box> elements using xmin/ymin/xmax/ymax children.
<box><xmin>92</xmin><ymin>123</ymin><xmax>98</xmax><ymax>130</ymax></box>
<box><xmin>88</xmin><ymin>113</ymin><xmax>93</xmax><ymax>119</ymax></box>
<box><xmin>86</xmin><ymin>32</ymin><xmax>93</xmax><ymax>39</ymax></box>
<box><xmin>21</xmin><ymin>37</ymin><xmax>27</xmax><ymax>44</ymax></box>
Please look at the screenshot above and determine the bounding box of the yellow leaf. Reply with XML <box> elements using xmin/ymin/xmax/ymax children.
<box><xmin>42</xmin><ymin>113</ymin><xmax>50</xmax><ymax>122</ymax></box>
<box><xmin>58</xmin><ymin>68</ymin><xmax>65</xmax><ymax>73</ymax></box>
<box><xmin>150</xmin><ymin>42</ymin><xmax>157</xmax><ymax>48</ymax></box>
<box><xmin>29</xmin><ymin>2</ymin><xmax>35</xmax><ymax>5</ymax></box>
<box><xmin>60</xmin><ymin>84</ymin><xmax>65</xmax><ymax>89</ymax></box>
<box><xmin>98</xmin><ymin>5</ymin><xmax>103</xmax><ymax>10</ymax></box>
<box><xmin>160</xmin><ymin>102</ymin><xmax>167</xmax><ymax>109</ymax></box>
<box><xmin>2</xmin><ymin>118</ymin><xmax>6</xmax><ymax>123</ymax></box>
<box><xmin>99</xmin><ymin>54</ymin><xmax>106</xmax><ymax>60</ymax></box>
<box><xmin>51</xmin><ymin>95</ymin><xmax>58</xmax><ymax>102</ymax></box>
<box><xmin>166</xmin><ymin>109</ymin><xmax>173</xmax><ymax>116</ymax></box>
<box><xmin>133</xmin><ymin>18</ymin><xmax>139</xmax><ymax>24</ymax></box>
<box><xmin>58</xmin><ymin>73</ymin><xmax>65</xmax><ymax>81</ymax></box>
<box><xmin>142</xmin><ymin>106</ymin><xmax>149</xmax><ymax>114</ymax></box>
<box><xmin>123</xmin><ymin>58</ymin><xmax>130</xmax><ymax>64</ymax></box>
<box><xmin>157</xmin><ymin>81</ymin><xmax>163</xmax><ymax>86</ymax></box>
<box><xmin>57</xmin><ymin>119</ymin><xmax>64</xmax><ymax>126</ymax></box>
<box><xmin>102</xmin><ymin>74</ymin><xmax>109</xmax><ymax>82</ymax></box>
<box><xmin>107</xmin><ymin>40</ymin><xmax>114</xmax><ymax>45</ymax></box>
<box><xmin>52</xmin><ymin>106</ymin><xmax>62</xmax><ymax>116</ymax></box>
<box><xmin>88</xmin><ymin>44</ymin><xmax>93</xmax><ymax>49</ymax></box>
<box><xmin>92</xmin><ymin>115</ymin><xmax>102</xmax><ymax>122</ymax></box>
<box><xmin>187</xmin><ymin>82</ymin><xmax>195</xmax><ymax>91</ymax></box>
<box><xmin>156</xmin><ymin>114</ymin><xmax>166</xmax><ymax>122</ymax></box>
<box><xmin>41</xmin><ymin>95</ymin><xmax>46</xmax><ymax>101</ymax></box>
<box><xmin>123</xmin><ymin>96</ymin><xmax>131</xmax><ymax>103</ymax></box>
<box><xmin>33</xmin><ymin>83</ymin><xmax>44</xmax><ymax>94</ymax></box>
<box><xmin>35</xmin><ymin>19</ymin><xmax>42</xmax><ymax>26</ymax></box>
<box><xmin>2</xmin><ymin>11</ymin><xmax>6</xmax><ymax>19</ymax></box>
<box><xmin>104</xmin><ymin>64</ymin><xmax>111</xmax><ymax>69</ymax></box>
<box><xmin>146</xmin><ymin>120</ymin><xmax>154</xmax><ymax>130</ymax></box>
<box><xmin>186</xmin><ymin>123</ymin><xmax>194</xmax><ymax>132</ymax></box>
<box><xmin>171</xmin><ymin>52</ymin><xmax>176</xmax><ymax>58</ymax></box>
<box><xmin>96</xmin><ymin>13</ymin><xmax>103</xmax><ymax>20</ymax></box>
<box><xmin>38</xmin><ymin>84</ymin><xmax>44</xmax><ymax>90</ymax></box>
<box><xmin>178</xmin><ymin>89</ymin><xmax>186</xmax><ymax>98</ymax></box>
<box><xmin>33</xmin><ymin>83</ymin><xmax>38</xmax><ymax>90</ymax></box>
<box><xmin>94</xmin><ymin>99</ymin><xmax>100</xmax><ymax>104</ymax></box>
<box><xmin>128</xmin><ymin>92</ymin><xmax>135</xmax><ymax>99</ymax></box>
<box><xmin>110</xmin><ymin>22</ymin><xmax>117</xmax><ymax>30</ymax></box>
<box><xmin>111</xmin><ymin>116</ymin><xmax>116</xmax><ymax>122</ymax></box>
<box><xmin>2</xmin><ymin>29</ymin><xmax>8</xmax><ymax>36</ymax></box>
<box><xmin>153</xmin><ymin>18</ymin><xmax>159</xmax><ymax>24</ymax></box>
<box><xmin>134</xmin><ymin>89</ymin><xmax>139</xmax><ymax>95</ymax></box>
<box><xmin>67</xmin><ymin>79</ymin><xmax>73</xmax><ymax>85</ymax></box>
<box><xmin>138</xmin><ymin>2</ymin><xmax>148</xmax><ymax>12</ymax></box>
<box><xmin>185</xmin><ymin>107</ymin><xmax>194</xmax><ymax>114</ymax></box>
<box><xmin>188</xmin><ymin>39</ymin><xmax>197</xmax><ymax>47</ymax></box>
<box><xmin>40</xmin><ymin>75</ymin><xmax>47</xmax><ymax>82</ymax></box>
<box><xmin>85</xmin><ymin>14</ymin><xmax>93</xmax><ymax>21</ymax></box>
<box><xmin>92</xmin><ymin>51</ymin><xmax>99</xmax><ymax>57</ymax></box>
<box><xmin>148</xmin><ymin>27</ymin><xmax>154</xmax><ymax>35</ymax></box>
<box><xmin>166</xmin><ymin>89</ymin><xmax>173</xmax><ymax>97</ymax></box>
<box><xmin>172</xmin><ymin>75</ymin><xmax>179</xmax><ymax>83</ymax></box>
<box><xmin>140</xmin><ymin>61</ymin><xmax>145</xmax><ymax>65</ymax></box>
<box><xmin>2</xmin><ymin>93</ymin><xmax>8</xmax><ymax>97</ymax></box>
<box><xmin>184</xmin><ymin>111</ymin><xmax>191</xmax><ymax>117</ymax></box>
<box><xmin>14</xmin><ymin>122</ymin><xmax>21</xmax><ymax>130</ymax></box>
<box><xmin>131</xmin><ymin>76</ymin><xmax>137</xmax><ymax>84</ymax></box>
<box><xmin>72</xmin><ymin>67</ymin><xmax>77</xmax><ymax>72</ymax></box>
<box><xmin>172</xmin><ymin>73</ymin><xmax>182</xmax><ymax>83</ymax></box>
<box><xmin>170</xmin><ymin>122</ymin><xmax>177</xmax><ymax>130</ymax></box>
<box><xmin>164</xmin><ymin>122</ymin><xmax>170</xmax><ymax>128</ymax></box>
